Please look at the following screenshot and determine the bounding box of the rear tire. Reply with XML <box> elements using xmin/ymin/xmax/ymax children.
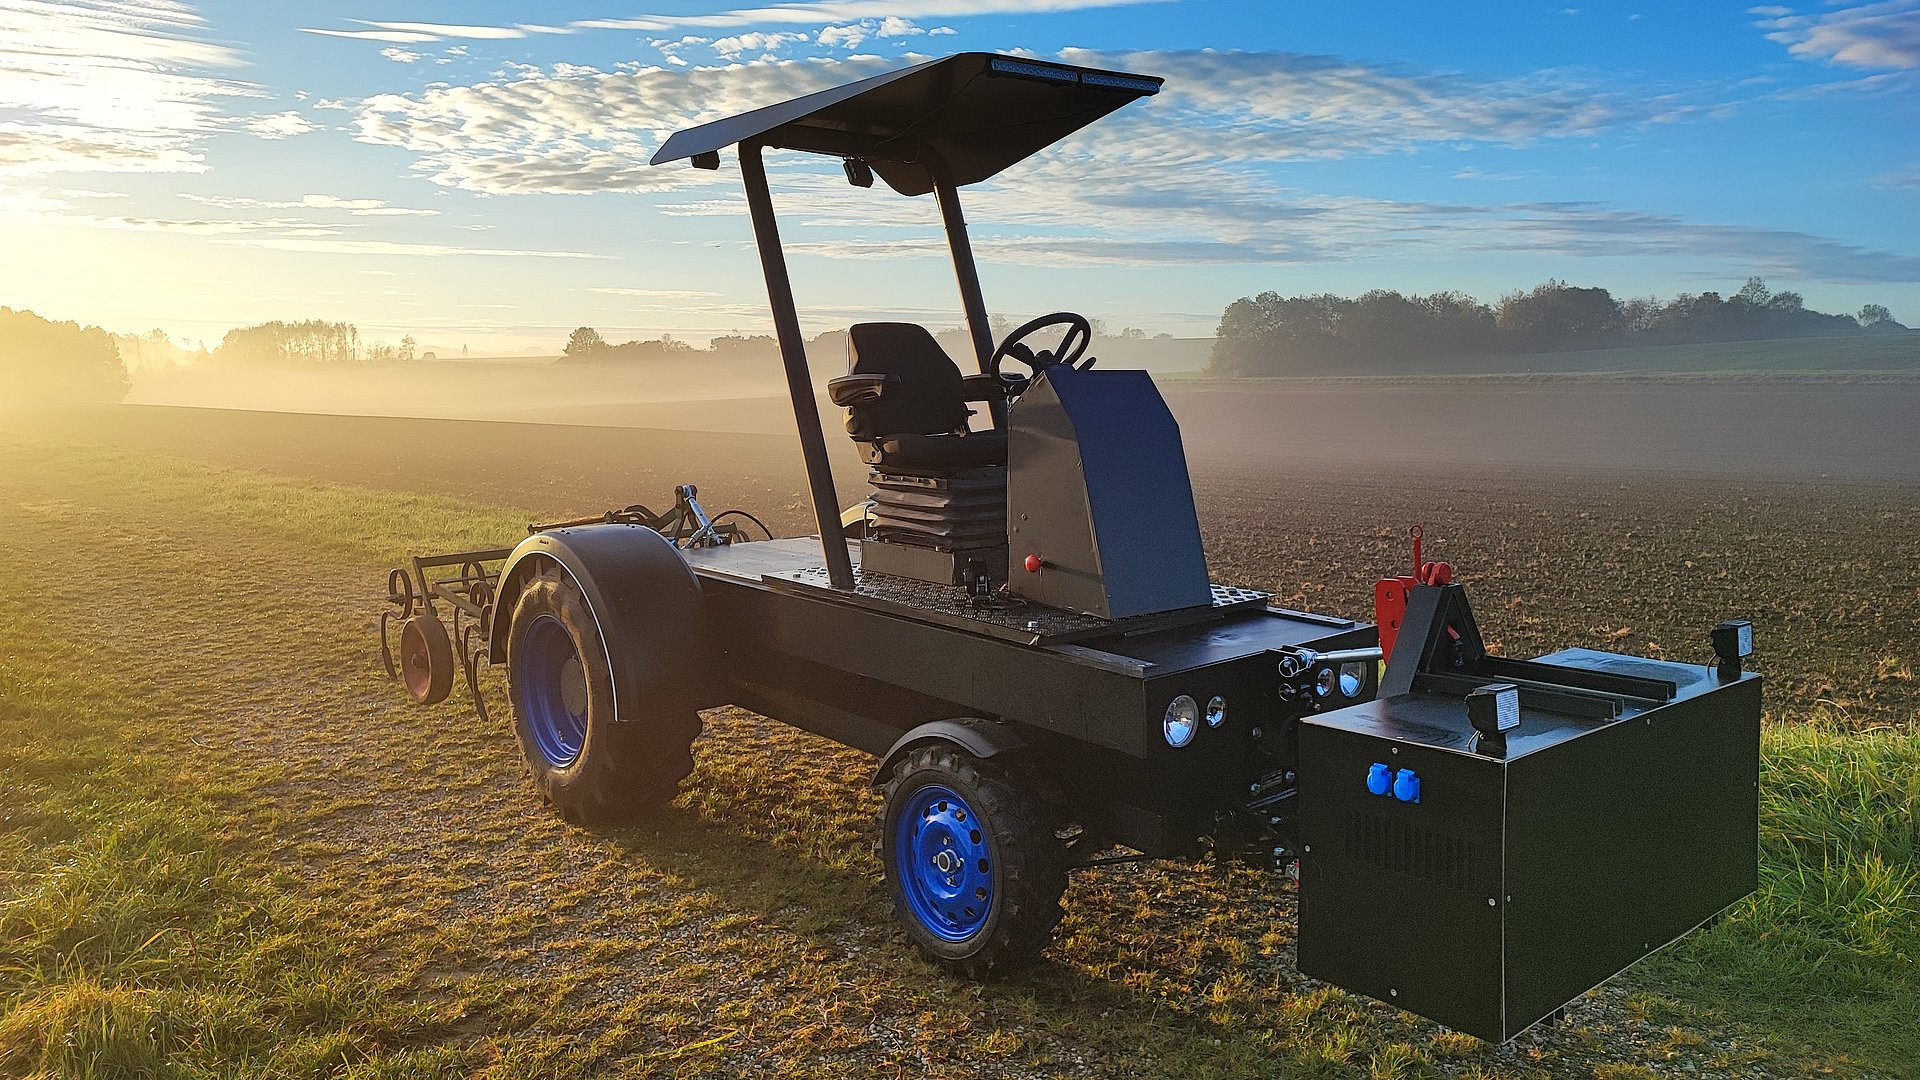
<box><xmin>506</xmin><ymin>566</ymin><xmax>700</xmax><ymax>824</ymax></box>
<box><xmin>881</xmin><ymin>744</ymin><xmax>1067</xmax><ymax>979</ymax></box>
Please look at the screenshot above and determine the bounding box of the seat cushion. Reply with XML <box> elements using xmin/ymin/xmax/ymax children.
<box><xmin>866</xmin><ymin>430</ymin><xmax>1008</xmax><ymax>469</ymax></box>
<box><xmin>845</xmin><ymin>322</ymin><xmax>971</xmax><ymax>441</ymax></box>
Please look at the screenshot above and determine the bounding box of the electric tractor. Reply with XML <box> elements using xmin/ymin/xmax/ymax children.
<box><xmin>378</xmin><ymin>53</ymin><xmax>1761</xmax><ymax>1042</ymax></box>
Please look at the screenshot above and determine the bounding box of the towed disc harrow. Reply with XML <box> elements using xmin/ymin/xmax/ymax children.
<box><xmin>377</xmin><ymin>485</ymin><xmax>758</xmax><ymax>720</ymax></box>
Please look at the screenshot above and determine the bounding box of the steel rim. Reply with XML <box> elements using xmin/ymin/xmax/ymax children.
<box><xmin>517</xmin><ymin>614</ymin><xmax>588</xmax><ymax>768</ymax></box>
<box><xmin>893</xmin><ymin>783</ymin><xmax>993</xmax><ymax>942</ymax></box>
<box><xmin>401</xmin><ymin>618</ymin><xmax>437</xmax><ymax>701</ymax></box>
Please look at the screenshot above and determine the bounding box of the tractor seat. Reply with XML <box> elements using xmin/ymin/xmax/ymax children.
<box><xmin>828</xmin><ymin>322</ymin><xmax>1005</xmax><ymax>471</ymax></box>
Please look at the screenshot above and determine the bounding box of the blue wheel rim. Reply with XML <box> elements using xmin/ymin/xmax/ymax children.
<box><xmin>516</xmin><ymin>614</ymin><xmax>587</xmax><ymax>768</ymax></box>
<box><xmin>893</xmin><ymin>783</ymin><xmax>993</xmax><ymax>942</ymax></box>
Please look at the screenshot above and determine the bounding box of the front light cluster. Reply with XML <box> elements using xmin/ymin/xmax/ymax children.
<box><xmin>1314</xmin><ymin>662</ymin><xmax>1370</xmax><ymax>699</ymax></box>
<box><xmin>1163</xmin><ymin>693</ymin><xmax>1229</xmax><ymax>747</ymax></box>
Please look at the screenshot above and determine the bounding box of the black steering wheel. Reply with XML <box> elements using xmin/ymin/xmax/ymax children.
<box><xmin>987</xmin><ymin>312</ymin><xmax>1094</xmax><ymax>391</ymax></box>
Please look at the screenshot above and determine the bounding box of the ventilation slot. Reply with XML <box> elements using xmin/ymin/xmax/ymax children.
<box><xmin>1345</xmin><ymin>811</ymin><xmax>1477</xmax><ymax>892</ymax></box>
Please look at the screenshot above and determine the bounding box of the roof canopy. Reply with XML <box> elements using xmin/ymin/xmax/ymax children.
<box><xmin>649</xmin><ymin>53</ymin><xmax>1162</xmax><ymax>196</ymax></box>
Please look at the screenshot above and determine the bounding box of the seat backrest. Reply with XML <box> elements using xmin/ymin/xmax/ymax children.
<box><xmin>844</xmin><ymin>322</ymin><xmax>970</xmax><ymax>440</ymax></box>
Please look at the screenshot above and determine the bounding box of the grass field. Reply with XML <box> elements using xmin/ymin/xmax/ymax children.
<box><xmin>1</xmin><ymin>424</ymin><xmax>1916</xmax><ymax>1078</ymax></box>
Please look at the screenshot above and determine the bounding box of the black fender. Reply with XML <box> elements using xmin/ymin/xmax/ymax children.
<box><xmin>871</xmin><ymin>718</ymin><xmax>1026</xmax><ymax>788</ymax></box>
<box><xmin>488</xmin><ymin>525</ymin><xmax>722</xmax><ymax>720</ymax></box>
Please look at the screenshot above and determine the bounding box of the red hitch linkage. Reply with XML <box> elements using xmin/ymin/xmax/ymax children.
<box><xmin>1375</xmin><ymin>524</ymin><xmax>1454</xmax><ymax>662</ymax></box>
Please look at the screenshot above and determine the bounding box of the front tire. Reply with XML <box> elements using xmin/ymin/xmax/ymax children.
<box><xmin>506</xmin><ymin>567</ymin><xmax>700</xmax><ymax>824</ymax></box>
<box><xmin>881</xmin><ymin>745</ymin><xmax>1067</xmax><ymax>978</ymax></box>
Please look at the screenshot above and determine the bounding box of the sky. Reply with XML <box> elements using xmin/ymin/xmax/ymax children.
<box><xmin>1</xmin><ymin>0</ymin><xmax>1917</xmax><ymax>354</ymax></box>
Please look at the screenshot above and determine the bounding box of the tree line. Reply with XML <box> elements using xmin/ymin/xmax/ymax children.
<box><xmin>1</xmin><ymin>306</ymin><xmax>129</xmax><ymax>404</ymax></box>
<box><xmin>211</xmin><ymin>320</ymin><xmax>430</xmax><ymax>365</ymax></box>
<box><xmin>1208</xmin><ymin>278</ymin><xmax>1907</xmax><ymax>376</ymax></box>
<box><xmin>560</xmin><ymin>318</ymin><xmax>1175</xmax><ymax>366</ymax></box>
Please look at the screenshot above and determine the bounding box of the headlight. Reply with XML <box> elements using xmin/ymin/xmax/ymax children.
<box><xmin>1314</xmin><ymin>667</ymin><xmax>1335</xmax><ymax>697</ymax></box>
<box><xmin>1205</xmin><ymin>694</ymin><xmax>1227</xmax><ymax>728</ymax></box>
<box><xmin>1164</xmin><ymin>695</ymin><xmax>1199</xmax><ymax>747</ymax></box>
<box><xmin>1338</xmin><ymin>662</ymin><xmax>1368</xmax><ymax>698</ymax></box>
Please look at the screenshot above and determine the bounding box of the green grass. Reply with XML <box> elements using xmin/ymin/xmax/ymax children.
<box><xmin>1638</xmin><ymin>714</ymin><xmax>1920</xmax><ymax>1066</ymax></box>
<box><xmin>1</xmin><ymin>429</ymin><xmax>1916</xmax><ymax>1077</ymax></box>
<box><xmin>0</xmin><ymin>593</ymin><xmax>464</xmax><ymax>1077</ymax></box>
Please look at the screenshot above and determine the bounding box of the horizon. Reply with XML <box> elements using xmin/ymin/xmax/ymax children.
<box><xmin>3</xmin><ymin>1</ymin><xmax>1917</xmax><ymax>354</ymax></box>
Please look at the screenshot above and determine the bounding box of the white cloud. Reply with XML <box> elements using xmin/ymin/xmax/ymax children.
<box><xmin>712</xmin><ymin>30</ymin><xmax>810</xmax><ymax>58</ymax></box>
<box><xmin>353</xmin><ymin>56</ymin><xmax>906</xmax><ymax>194</ymax></box>
<box><xmin>592</xmin><ymin>287</ymin><xmax>723</xmax><ymax>298</ymax></box>
<box><xmin>1753</xmin><ymin>1</ymin><xmax>1920</xmax><ymax>68</ymax></box>
<box><xmin>303</xmin><ymin>28</ymin><xmax>439</xmax><ymax>44</ymax></box>
<box><xmin>382</xmin><ymin>47</ymin><xmax>424</xmax><ymax>64</ymax></box>
<box><xmin>356</xmin><ymin>20</ymin><xmax>527</xmax><ymax>40</ymax></box>
<box><xmin>313</xmin><ymin>98</ymin><xmax>352</xmax><ymax>111</ymax></box>
<box><xmin>817</xmin><ymin>24</ymin><xmax>869</xmax><ymax>48</ymax></box>
<box><xmin>877</xmin><ymin>17</ymin><xmax>926</xmax><ymax>37</ymax></box>
<box><xmin>574</xmin><ymin>0</ymin><xmax>1171</xmax><ymax>32</ymax></box>
<box><xmin>300</xmin><ymin>20</ymin><xmax>536</xmax><ymax>43</ymax></box>
<box><xmin>181</xmin><ymin>193</ymin><xmax>440</xmax><ymax>216</ymax></box>
<box><xmin>0</xmin><ymin>0</ymin><xmax>261</xmax><ymax>175</ymax></box>
<box><xmin>343</xmin><ymin>48</ymin><xmax>1919</xmax><ymax>283</ymax></box>
<box><xmin>239</xmin><ymin>111</ymin><xmax>317</xmax><ymax>139</ymax></box>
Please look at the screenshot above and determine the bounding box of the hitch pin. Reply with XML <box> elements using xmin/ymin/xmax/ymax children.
<box><xmin>1276</xmin><ymin>645</ymin><xmax>1385</xmax><ymax>677</ymax></box>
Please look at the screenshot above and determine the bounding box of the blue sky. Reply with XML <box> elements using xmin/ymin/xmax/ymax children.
<box><xmin>2</xmin><ymin>0</ymin><xmax>1916</xmax><ymax>353</ymax></box>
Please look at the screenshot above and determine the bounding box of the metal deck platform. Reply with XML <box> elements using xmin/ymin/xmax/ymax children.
<box><xmin>764</xmin><ymin>564</ymin><xmax>1269</xmax><ymax>646</ymax></box>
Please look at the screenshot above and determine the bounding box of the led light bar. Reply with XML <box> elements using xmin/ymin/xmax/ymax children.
<box><xmin>989</xmin><ymin>57</ymin><xmax>1079</xmax><ymax>83</ymax></box>
<box><xmin>1079</xmin><ymin>70</ymin><xmax>1163</xmax><ymax>94</ymax></box>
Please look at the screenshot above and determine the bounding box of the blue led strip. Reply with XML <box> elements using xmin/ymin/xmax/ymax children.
<box><xmin>988</xmin><ymin>57</ymin><xmax>1080</xmax><ymax>83</ymax></box>
<box><xmin>1079</xmin><ymin>71</ymin><xmax>1163</xmax><ymax>94</ymax></box>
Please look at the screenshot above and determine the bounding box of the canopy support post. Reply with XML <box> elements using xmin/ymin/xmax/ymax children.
<box><xmin>739</xmin><ymin>141</ymin><xmax>855</xmax><ymax>590</ymax></box>
<box><xmin>932</xmin><ymin>165</ymin><xmax>1003</xmax><ymax>428</ymax></box>
<box><xmin>933</xmin><ymin>176</ymin><xmax>994</xmax><ymax>374</ymax></box>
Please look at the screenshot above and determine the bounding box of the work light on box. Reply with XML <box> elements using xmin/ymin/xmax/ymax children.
<box><xmin>1711</xmin><ymin>619</ymin><xmax>1754</xmax><ymax>680</ymax></box>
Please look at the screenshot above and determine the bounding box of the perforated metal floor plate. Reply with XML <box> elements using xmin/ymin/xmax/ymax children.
<box><xmin>764</xmin><ymin>565</ymin><xmax>1270</xmax><ymax>646</ymax></box>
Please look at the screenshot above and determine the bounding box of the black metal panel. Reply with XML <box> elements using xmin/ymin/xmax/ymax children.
<box><xmin>1006</xmin><ymin>365</ymin><xmax>1214</xmax><ymax>620</ymax></box>
<box><xmin>686</xmin><ymin>543</ymin><xmax>1373</xmax><ymax>856</ymax></box>
<box><xmin>650</xmin><ymin>53</ymin><xmax>1162</xmax><ymax>196</ymax></box>
<box><xmin>1297</xmin><ymin>723</ymin><xmax>1508</xmax><ymax>1038</ymax></box>
<box><xmin>486</xmin><ymin>525</ymin><xmax>722</xmax><ymax>717</ymax></box>
<box><xmin>1297</xmin><ymin>653</ymin><xmax>1761</xmax><ymax>1042</ymax></box>
<box><xmin>1502</xmin><ymin>654</ymin><xmax>1761</xmax><ymax>1030</ymax></box>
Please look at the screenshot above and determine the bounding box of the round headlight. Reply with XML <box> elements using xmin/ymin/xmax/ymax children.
<box><xmin>1205</xmin><ymin>694</ymin><xmax>1227</xmax><ymax>728</ymax></box>
<box><xmin>1338</xmin><ymin>662</ymin><xmax>1368</xmax><ymax>698</ymax></box>
<box><xmin>1314</xmin><ymin>667</ymin><xmax>1335</xmax><ymax>697</ymax></box>
<box><xmin>1164</xmin><ymin>695</ymin><xmax>1199</xmax><ymax>747</ymax></box>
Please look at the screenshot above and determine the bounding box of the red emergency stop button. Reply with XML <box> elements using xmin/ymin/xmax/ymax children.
<box><xmin>1024</xmin><ymin>553</ymin><xmax>1043</xmax><ymax>573</ymax></box>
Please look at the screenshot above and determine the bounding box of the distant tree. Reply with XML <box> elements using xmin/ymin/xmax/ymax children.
<box><xmin>213</xmin><ymin>319</ymin><xmax>360</xmax><ymax>364</ymax></box>
<box><xmin>398</xmin><ymin>335</ymin><xmax>417</xmax><ymax>362</ymax></box>
<box><xmin>421</xmin><ymin>351</ymin><xmax>438</xmax><ymax>362</ymax></box>
<box><xmin>1619</xmin><ymin>296</ymin><xmax>1662</xmax><ymax>336</ymax></box>
<box><xmin>0</xmin><ymin>306</ymin><xmax>130</xmax><ymax>403</ymax></box>
<box><xmin>1496</xmin><ymin>280</ymin><xmax>1623</xmax><ymax>351</ymax></box>
<box><xmin>708</xmin><ymin>333</ymin><xmax>778</xmax><ymax>361</ymax></box>
<box><xmin>1735</xmin><ymin>276</ymin><xmax>1772</xmax><ymax>308</ymax></box>
<box><xmin>1118</xmin><ymin>326</ymin><xmax>1147</xmax><ymax>340</ymax></box>
<box><xmin>564</xmin><ymin>326</ymin><xmax>608</xmax><ymax>359</ymax></box>
<box><xmin>1858</xmin><ymin>303</ymin><xmax>1894</xmax><ymax>328</ymax></box>
<box><xmin>366</xmin><ymin>341</ymin><xmax>397</xmax><ymax>363</ymax></box>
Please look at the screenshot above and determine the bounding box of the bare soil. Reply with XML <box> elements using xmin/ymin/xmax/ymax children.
<box><xmin>9</xmin><ymin>378</ymin><xmax>1917</xmax><ymax>730</ymax></box>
